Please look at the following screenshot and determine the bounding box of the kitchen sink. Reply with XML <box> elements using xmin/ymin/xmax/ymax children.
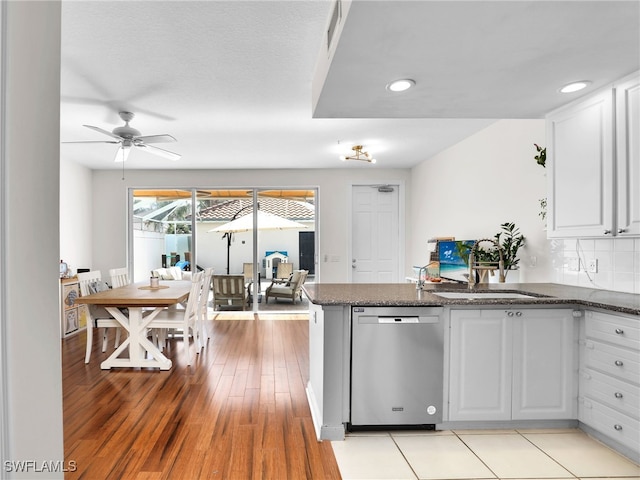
<box><xmin>433</xmin><ymin>291</ymin><xmax>539</xmax><ymax>300</ymax></box>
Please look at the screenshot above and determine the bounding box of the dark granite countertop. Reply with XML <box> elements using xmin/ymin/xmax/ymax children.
<box><xmin>302</xmin><ymin>282</ymin><xmax>640</xmax><ymax>316</ymax></box>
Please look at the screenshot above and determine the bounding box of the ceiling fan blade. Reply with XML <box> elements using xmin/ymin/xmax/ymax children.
<box><xmin>113</xmin><ymin>146</ymin><xmax>132</xmax><ymax>163</ymax></box>
<box><xmin>139</xmin><ymin>144</ymin><xmax>181</xmax><ymax>161</ymax></box>
<box><xmin>83</xmin><ymin>124</ymin><xmax>122</xmax><ymax>140</ymax></box>
<box><xmin>135</xmin><ymin>134</ymin><xmax>177</xmax><ymax>144</ymax></box>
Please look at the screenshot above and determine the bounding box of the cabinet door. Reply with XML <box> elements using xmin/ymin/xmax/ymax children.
<box><xmin>547</xmin><ymin>89</ymin><xmax>614</xmax><ymax>237</ymax></box>
<box><xmin>449</xmin><ymin>309</ymin><xmax>512</xmax><ymax>421</ymax></box>
<box><xmin>512</xmin><ymin>309</ymin><xmax>577</xmax><ymax>420</ymax></box>
<box><xmin>615</xmin><ymin>72</ymin><xmax>640</xmax><ymax>236</ymax></box>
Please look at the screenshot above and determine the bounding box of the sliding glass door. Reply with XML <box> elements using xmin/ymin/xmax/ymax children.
<box><xmin>130</xmin><ymin>187</ymin><xmax>316</xmax><ymax>313</ymax></box>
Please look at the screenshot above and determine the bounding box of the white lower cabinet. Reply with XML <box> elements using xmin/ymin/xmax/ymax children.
<box><xmin>579</xmin><ymin>310</ymin><xmax>640</xmax><ymax>454</ymax></box>
<box><xmin>449</xmin><ymin>308</ymin><xmax>577</xmax><ymax>421</ymax></box>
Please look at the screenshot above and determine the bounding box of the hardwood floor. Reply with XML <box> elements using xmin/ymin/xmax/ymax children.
<box><xmin>62</xmin><ymin>316</ymin><xmax>341</xmax><ymax>479</ymax></box>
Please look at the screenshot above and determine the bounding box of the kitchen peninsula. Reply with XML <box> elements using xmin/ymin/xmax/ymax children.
<box><xmin>303</xmin><ymin>282</ymin><xmax>640</xmax><ymax>463</ymax></box>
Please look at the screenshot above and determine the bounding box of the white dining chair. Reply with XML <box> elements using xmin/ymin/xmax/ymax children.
<box><xmin>109</xmin><ymin>267</ymin><xmax>130</xmax><ymax>288</ymax></box>
<box><xmin>197</xmin><ymin>267</ymin><xmax>214</xmax><ymax>346</ymax></box>
<box><xmin>77</xmin><ymin>270</ymin><xmax>122</xmax><ymax>364</ymax></box>
<box><xmin>148</xmin><ymin>271</ymin><xmax>204</xmax><ymax>365</ymax></box>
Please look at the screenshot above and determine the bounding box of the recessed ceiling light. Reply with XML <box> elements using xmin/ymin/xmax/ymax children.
<box><xmin>560</xmin><ymin>81</ymin><xmax>591</xmax><ymax>94</ymax></box>
<box><xmin>386</xmin><ymin>79</ymin><xmax>415</xmax><ymax>92</ymax></box>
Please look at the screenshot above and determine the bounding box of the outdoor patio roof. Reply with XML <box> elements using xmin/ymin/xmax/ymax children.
<box><xmin>133</xmin><ymin>189</ymin><xmax>316</xmax><ymax>201</ymax></box>
<box><xmin>198</xmin><ymin>197</ymin><xmax>314</xmax><ymax>222</ymax></box>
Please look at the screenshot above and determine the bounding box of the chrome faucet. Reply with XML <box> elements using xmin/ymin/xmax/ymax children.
<box><xmin>416</xmin><ymin>265</ymin><xmax>427</xmax><ymax>290</ymax></box>
<box><xmin>468</xmin><ymin>238</ymin><xmax>505</xmax><ymax>288</ymax></box>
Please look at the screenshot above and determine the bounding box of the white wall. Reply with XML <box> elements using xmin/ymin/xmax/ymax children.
<box><xmin>409</xmin><ymin>119</ymin><xmax>640</xmax><ymax>294</ymax></box>
<box><xmin>2</xmin><ymin>1</ymin><xmax>64</xmax><ymax>477</ymax></box>
<box><xmin>195</xmin><ymin>221</ymin><xmax>314</xmax><ymax>278</ymax></box>
<box><xmin>88</xmin><ymin>168</ymin><xmax>410</xmax><ymax>283</ymax></box>
<box><xmin>409</xmin><ymin>119</ymin><xmax>552</xmax><ymax>283</ymax></box>
<box><xmin>60</xmin><ymin>158</ymin><xmax>92</xmax><ymax>274</ymax></box>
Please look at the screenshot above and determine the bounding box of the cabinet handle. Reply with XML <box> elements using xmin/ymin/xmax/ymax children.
<box><xmin>507</xmin><ymin>311</ymin><xmax>514</xmax><ymax>317</ymax></box>
<box><xmin>614</xmin><ymin>392</ymin><xmax>624</xmax><ymax>399</ymax></box>
<box><xmin>618</xmin><ymin>228</ymin><xmax>627</xmax><ymax>234</ymax></box>
<box><xmin>604</xmin><ymin>229</ymin><xmax>612</xmax><ymax>235</ymax></box>
<box><xmin>614</xmin><ymin>424</ymin><xmax>623</xmax><ymax>431</ymax></box>
<box><xmin>515</xmin><ymin>311</ymin><xmax>522</xmax><ymax>317</ymax></box>
<box><xmin>615</xmin><ymin>328</ymin><xmax>624</xmax><ymax>335</ymax></box>
<box><xmin>614</xmin><ymin>360</ymin><xmax>624</xmax><ymax>367</ymax></box>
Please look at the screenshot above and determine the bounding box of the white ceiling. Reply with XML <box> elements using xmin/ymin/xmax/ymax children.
<box><xmin>60</xmin><ymin>1</ymin><xmax>640</xmax><ymax>171</ymax></box>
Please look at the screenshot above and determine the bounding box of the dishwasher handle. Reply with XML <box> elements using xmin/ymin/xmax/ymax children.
<box><xmin>357</xmin><ymin>314</ymin><xmax>441</xmax><ymax>324</ymax></box>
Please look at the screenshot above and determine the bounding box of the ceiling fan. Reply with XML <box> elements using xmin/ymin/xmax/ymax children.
<box><xmin>65</xmin><ymin>111</ymin><xmax>181</xmax><ymax>162</ymax></box>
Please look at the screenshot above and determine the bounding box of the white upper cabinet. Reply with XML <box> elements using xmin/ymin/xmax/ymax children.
<box><xmin>546</xmin><ymin>71</ymin><xmax>640</xmax><ymax>238</ymax></box>
<box><xmin>615</xmin><ymin>73</ymin><xmax>640</xmax><ymax>236</ymax></box>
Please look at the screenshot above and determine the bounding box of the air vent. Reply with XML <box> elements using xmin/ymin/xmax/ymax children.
<box><xmin>327</xmin><ymin>0</ymin><xmax>341</xmax><ymax>51</ymax></box>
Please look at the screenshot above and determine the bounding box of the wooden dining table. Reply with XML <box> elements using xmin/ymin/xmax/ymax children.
<box><xmin>75</xmin><ymin>280</ymin><xmax>191</xmax><ymax>370</ymax></box>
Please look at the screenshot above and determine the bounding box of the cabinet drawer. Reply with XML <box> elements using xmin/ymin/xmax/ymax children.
<box><xmin>584</xmin><ymin>340</ymin><xmax>640</xmax><ymax>382</ymax></box>
<box><xmin>585</xmin><ymin>311</ymin><xmax>640</xmax><ymax>350</ymax></box>
<box><xmin>579</xmin><ymin>397</ymin><xmax>640</xmax><ymax>452</ymax></box>
<box><xmin>580</xmin><ymin>368</ymin><xmax>640</xmax><ymax>420</ymax></box>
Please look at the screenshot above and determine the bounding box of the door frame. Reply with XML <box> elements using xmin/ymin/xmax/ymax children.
<box><xmin>348</xmin><ymin>181</ymin><xmax>406</xmax><ymax>282</ymax></box>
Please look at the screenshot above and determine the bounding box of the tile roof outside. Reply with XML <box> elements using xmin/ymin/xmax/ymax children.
<box><xmin>197</xmin><ymin>197</ymin><xmax>315</xmax><ymax>222</ymax></box>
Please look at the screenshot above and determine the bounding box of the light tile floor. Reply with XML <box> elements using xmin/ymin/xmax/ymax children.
<box><xmin>331</xmin><ymin>429</ymin><xmax>640</xmax><ymax>480</ymax></box>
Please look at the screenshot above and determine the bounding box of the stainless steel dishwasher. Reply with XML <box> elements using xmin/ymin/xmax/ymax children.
<box><xmin>350</xmin><ymin>306</ymin><xmax>444</xmax><ymax>428</ymax></box>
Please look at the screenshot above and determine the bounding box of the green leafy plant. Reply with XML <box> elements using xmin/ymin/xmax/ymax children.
<box><xmin>475</xmin><ymin>222</ymin><xmax>526</xmax><ymax>271</ymax></box>
<box><xmin>535</xmin><ymin>144</ymin><xmax>547</xmax><ymax>222</ymax></box>
<box><xmin>534</xmin><ymin>143</ymin><xmax>546</xmax><ymax>167</ymax></box>
<box><xmin>495</xmin><ymin>222</ymin><xmax>525</xmax><ymax>270</ymax></box>
<box><xmin>539</xmin><ymin>198</ymin><xmax>547</xmax><ymax>221</ymax></box>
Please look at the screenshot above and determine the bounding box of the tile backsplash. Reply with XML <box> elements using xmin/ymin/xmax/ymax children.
<box><xmin>550</xmin><ymin>237</ymin><xmax>640</xmax><ymax>294</ymax></box>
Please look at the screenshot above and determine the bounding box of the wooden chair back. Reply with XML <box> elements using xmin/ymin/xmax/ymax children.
<box><xmin>212</xmin><ymin>274</ymin><xmax>247</xmax><ymax>310</ymax></box>
<box><xmin>275</xmin><ymin>262</ymin><xmax>293</xmax><ymax>280</ymax></box>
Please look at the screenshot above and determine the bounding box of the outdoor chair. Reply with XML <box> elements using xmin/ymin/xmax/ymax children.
<box><xmin>213</xmin><ymin>274</ymin><xmax>248</xmax><ymax>310</ymax></box>
<box><xmin>264</xmin><ymin>269</ymin><xmax>308</xmax><ymax>304</ymax></box>
<box><xmin>273</xmin><ymin>262</ymin><xmax>293</xmax><ymax>282</ymax></box>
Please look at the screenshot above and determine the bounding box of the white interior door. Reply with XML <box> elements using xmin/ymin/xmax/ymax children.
<box><xmin>351</xmin><ymin>185</ymin><xmax>399</xmax><ymax>283</ymax></box>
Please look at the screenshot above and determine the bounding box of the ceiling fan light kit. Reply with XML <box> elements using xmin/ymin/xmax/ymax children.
<box><xmin>340</xmin><ymin>145</ymin><xmax>376</xmax><ymax>164</ymax></box>
<box><xmin>66</xmin><ymin>111</ymin><xmax>181</xmax><ymax>162</ymax></box>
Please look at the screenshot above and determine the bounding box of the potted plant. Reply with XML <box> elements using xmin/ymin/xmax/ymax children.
<box><xmin>494</xmin><ymin>222</ymin><xmax>525</xmax><ymax>273</ymax></box>
<box><xmin>475</xmin><ymin>222</ymin><xmax>525</xmax><ymax>281</ymax></box>
<box><xmin>535</xmin><ymin>144</ymin><xmax>547</xmax><ymax>222</ymax></box>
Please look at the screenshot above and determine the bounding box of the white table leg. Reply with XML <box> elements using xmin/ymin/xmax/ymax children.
<box><xmin>101</xmin><ymin>306</ymin><xmax>172</xmax><ymax>370</ymax></box>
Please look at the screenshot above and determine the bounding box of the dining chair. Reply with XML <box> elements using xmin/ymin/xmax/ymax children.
<box><xmin>77</xmin><ymin>270</ymin><xmax>122</xmax><ymax>364</ymax></box>
<box><xmin>108</xmin><ymin>267</ymin><xmax>130</xmax><ymax>288</ymax></box>
<box><xmin>148</xmin><ymin>271</ymin><xmax>204</xmax><ymax>365</ymax></box>
<box><xmin>197</xmin><ymin>267</ymin><xmax>214</xmax><ymax>346</ymax></box>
